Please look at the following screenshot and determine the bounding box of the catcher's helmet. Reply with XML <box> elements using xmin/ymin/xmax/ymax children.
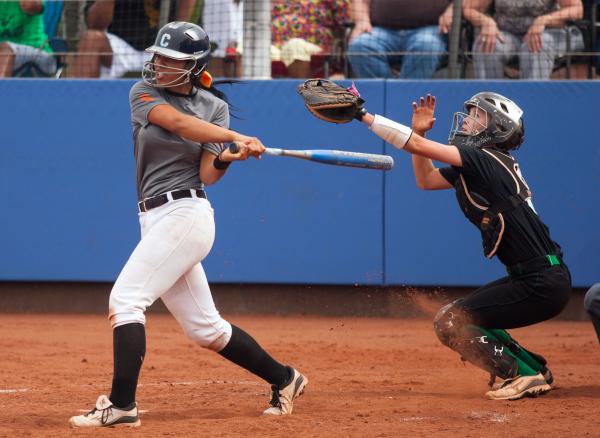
<box><xmin>143</xmin><ymin>21</ymin><xmax>211</xmax><ymax>88</ymax></box>
<box><xmin>448</xmin><ymin>92</ymin><xmax>525</xmax><ymax>150</ymax></box>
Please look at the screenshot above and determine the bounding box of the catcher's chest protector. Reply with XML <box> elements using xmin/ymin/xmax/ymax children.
<box><xmin>453</xmin><ymin>148</ymin><xmax>531</xmax><ymax>259</ymax></box>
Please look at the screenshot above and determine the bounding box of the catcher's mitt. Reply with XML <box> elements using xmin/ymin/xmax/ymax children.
<box><xmin>297</xmin><ymin>79</ymin><xmax>367</xmax><ymax>124</ymax></box>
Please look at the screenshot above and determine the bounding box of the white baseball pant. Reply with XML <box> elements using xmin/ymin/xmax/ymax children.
<box><xmin>108</xmin><ymin>197</ymin><xmax>232</xmax><ymax>351</ymax></box>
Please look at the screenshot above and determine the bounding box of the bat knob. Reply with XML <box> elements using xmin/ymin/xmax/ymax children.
<box><xmin>228</xmin><ymin>142</ymin><xmax>240</xmax><ymax>154</ymax></box>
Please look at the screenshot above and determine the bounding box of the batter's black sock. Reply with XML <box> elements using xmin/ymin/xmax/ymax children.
<box><xmin>218</xmin><ymin>325</ymin><xmax>291</xmax><ymax>387</ymax></box>
<box><xmin>109</xmin><ymin>323</ymin><xmax>146</xmax><ymax>409</ymax></box>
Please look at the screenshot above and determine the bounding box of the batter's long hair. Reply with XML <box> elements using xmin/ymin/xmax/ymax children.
<box><xmin>198</xmin><ymin>77</ymin><xmax>241</xmax><ymax>117</ymax></box>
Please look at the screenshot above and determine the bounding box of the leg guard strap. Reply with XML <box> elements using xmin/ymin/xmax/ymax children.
<box><xmin>456</xmin><ymin>325</ymin><xmax>520</xmax><ymax>380</ymax></box>
<box><xmin>487</xmin><ymin>328</ymin><xmax>547</xmax><ymax>373</ymax></box>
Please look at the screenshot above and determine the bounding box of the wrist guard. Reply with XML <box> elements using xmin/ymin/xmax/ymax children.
<box><xmin>370</xmin><ymin>115</ymin><xmax>413</xmax><ymax>150</ymax></box>
<box><xmin>213</xmin><ymin>153</ymin><xmax>232</xmax><ymax>170</ymax></box>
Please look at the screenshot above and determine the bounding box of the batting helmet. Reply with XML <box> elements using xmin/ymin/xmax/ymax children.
<box><xmin>448</xmin><ymin>92</ymin><xmax>525</xmax><ymax>150</ymax></box>
<box><xmin>143</xmin><ymin>21</ymin><xmax>211</xmax><ymax>88</ymax></box>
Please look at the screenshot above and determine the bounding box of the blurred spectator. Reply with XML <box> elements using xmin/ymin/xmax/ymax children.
<box><xmin>202</xmin><ymin>0</ymin><xmax>243</xmax><ymax>77</ymax></box>
<box><xmin>271</xmin><ymin>0</ymin><xmax>349</xmax><ymax>78</ymax></box>
<box><xmin>463</xmin><ymin>0</ymin><xmax>584</xmax><ymax>79</ymax></box>
<box><xmin>348</xmin><ymin>0</ymin><xmax>453</xmax><ymax>79</ymax></box>
<box><xmin>74</xmin><ymin>0</ymin><xmax>195</xmax><ymax>78</ymax></box>
<box><xmin>0</xmin><ymin>0</ymin><xmax>57</xmax><ymax>77</ymax></box>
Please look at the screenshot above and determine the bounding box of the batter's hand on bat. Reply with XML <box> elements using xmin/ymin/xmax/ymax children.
<box><xmin>244</xmin><ymin>137</ymin><xmax>266</xmax><ymax>159</ymax></box>
<box><xmin>222</xmin><ymin>139</ymin><xmax>265</xmax><ymax>161</ymax></box>
<box><xmin>411</xmin><ymin>94</ymin><xmax>437</xmax><ymax>136</ymax></box>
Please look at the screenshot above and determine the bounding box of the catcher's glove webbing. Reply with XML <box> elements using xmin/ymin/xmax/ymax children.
<box><xmin>297</xmin><ymin>79</ymin><xmax>367</xmax><ymax>124</ymax></box>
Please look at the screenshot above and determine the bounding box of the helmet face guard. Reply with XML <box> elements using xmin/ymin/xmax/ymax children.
<box><xmin>142</xmin><ymin>56</ymin><xmax>206</xmax><ymax>88</ymax></box>
<box><xmin>142</xmin><ymin>21</ymin><xmax>211</xmax><ymax>89</ymax></box>
<box><xmin>448</xmin><ymin>103</ymin><xmax>489</xmax><ymax>145</ymax></box>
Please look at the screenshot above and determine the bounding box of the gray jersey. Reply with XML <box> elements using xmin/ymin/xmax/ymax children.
<box><xmin>129</xmin><ymin>81</ymin><xmax>229</xmax><ymax>200</ymax></box>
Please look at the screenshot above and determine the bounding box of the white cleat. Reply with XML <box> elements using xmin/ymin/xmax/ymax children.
<box><xmin>263</xmin><ymin>367</ymin><xmax>308</xmax><ymax>415</ymax></box>
<box><xmin>485</xmin><ymin>373</ymin><xmax>551</xmax><ymax>401</ymax></box>
<box><xmin>69</xmin><ymin>395</ymin><xmax>141</xmax><ymax>428</ymax></box>
<box><xmin>490</xmin><ymin>368</ymin><xmax>554</xmax><ymax>391</ymax></box>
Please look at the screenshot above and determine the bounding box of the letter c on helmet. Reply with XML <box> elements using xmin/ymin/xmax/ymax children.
<box><xmin>160</xmin><ymin>33</ymin><xmax>171</xmax><ymax>47</ymax></box>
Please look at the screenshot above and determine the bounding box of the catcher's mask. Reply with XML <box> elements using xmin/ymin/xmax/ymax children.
<box><xmin>448</xmin><ymin>92</ymin><xmax>525</xmax><ymax>150</ymax></box>
<box><xmin>143</xmin><ymin>21</ymin><xmax>211</xmax><ymax>88</ymax></box>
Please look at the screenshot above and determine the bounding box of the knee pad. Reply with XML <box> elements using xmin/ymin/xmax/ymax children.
<box><xmin>184</xmin><ymin>319</ymin><xmax>232</xmax><ymax>352</ymax></box>
<box><xmin>433</xmin><ymin>300</ymin><xmax>463</xmax><ymax>347</ymax></box>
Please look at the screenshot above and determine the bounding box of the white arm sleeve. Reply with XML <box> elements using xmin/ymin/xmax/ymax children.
<box><xmin>369</xmin><ymin>114</ymin><xmax>413</xmax><ymax>150</ymax></box>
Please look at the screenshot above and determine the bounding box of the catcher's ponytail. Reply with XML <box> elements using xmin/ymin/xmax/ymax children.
<box><xmin>497</xmin><ymin>119</ymin><xmax>525</xmax><ymax>151</ymax></box>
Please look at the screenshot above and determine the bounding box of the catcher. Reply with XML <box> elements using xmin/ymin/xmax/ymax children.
<box><xmin>298</xmin><ymin>79</ymin><xmax>572</xmax><ymax>400</ymax></box>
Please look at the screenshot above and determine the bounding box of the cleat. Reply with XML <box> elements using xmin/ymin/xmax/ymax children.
<box><xmin>490</xmin><ymin>375</ymin><xmax>518</xmax><ymax>391</ymax></box>
<box><xmin>485</xmin><ymin>373</ymin><xmax>551</xmax><ymax>400</ymax></box>
<box><xmin>263</xmin><ymin>367</ymin><xmax>308</xmax><ymax>415</ymax></box>
<box><xmin>542</xmin><ymin>367</ymin><xmax>554</xmax><ymax>386</ymax></box>
<box><xmin>491</xmin><ymin>367</ymin><xmax>554</xmax><ymax>391</ymax></box>
<box><xmin>69</xmin><ymin>395</ymin><xmax>141</xmax><ymax>428</ymax></box>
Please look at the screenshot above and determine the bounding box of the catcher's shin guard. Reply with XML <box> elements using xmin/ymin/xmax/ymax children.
<box><xmin>434</xmin><ymin>304</ymin><xmax>518</xmax><ymax>379</ymax></box>
<box><xmin>487</xmin><ymin>328</ymin><xmax>548</xmax><ymax>374</ymax></box>
<box><xmin>454</xmin><ymin>325</ymin><xmax>520</xmax><ymax>380</ymax></box>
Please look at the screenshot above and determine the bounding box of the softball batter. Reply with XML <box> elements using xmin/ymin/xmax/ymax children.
<box><xmin>360</xmin><ymin>92</ymin><xmax>571</xmax><ymax>400</ymax></box>
<box><xmin>69</xmin><ymin>21</ymin><xmax>307</xmax><ymax>428</ymax></box>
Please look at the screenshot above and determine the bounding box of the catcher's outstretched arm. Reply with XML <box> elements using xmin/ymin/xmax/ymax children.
<box><xmin>361</xmin><ymin>112</ymin><xmax>463</xmax><ymax>168</ymax></box>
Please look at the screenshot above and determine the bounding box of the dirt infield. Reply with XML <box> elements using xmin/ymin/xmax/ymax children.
<box><xmin>0</xmin><ymin>314</ymin><xmax>598</xmax><ymax>437</ymax></box>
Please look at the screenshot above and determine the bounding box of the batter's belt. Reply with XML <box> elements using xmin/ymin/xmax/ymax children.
<box><xmin>506</xmin><ymin>254</ymin><xmax>563</xmax><ymax>277</ymax></box>
<box><xmin>138</xmin><ymin>189</ymin><xmax>207</xmax><ymax>213</ymax></box>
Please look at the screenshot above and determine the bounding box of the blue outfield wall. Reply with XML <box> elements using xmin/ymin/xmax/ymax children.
<box><xmin>0</xmin><ymin>79</ymin><xmax>598</xmax><ymax>287</ymax></box>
